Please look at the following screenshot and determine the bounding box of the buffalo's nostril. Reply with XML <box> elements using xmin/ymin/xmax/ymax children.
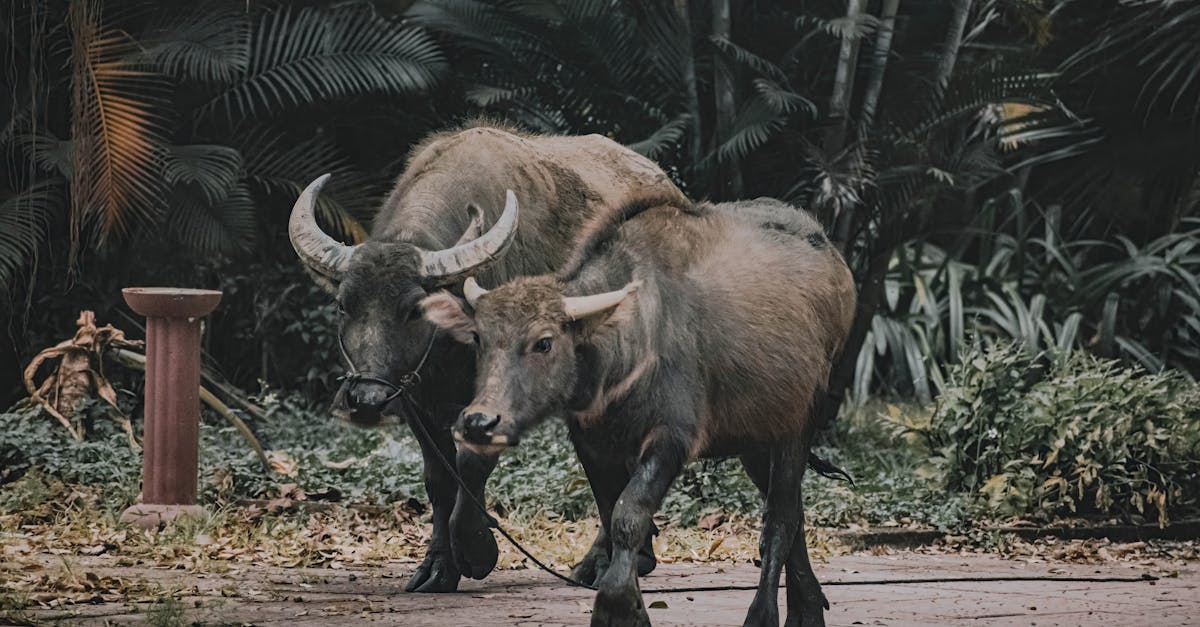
<box><xmin>350</xmin><ymin>383</ymin><xmax>388</xmax><ymax>409</ymax></box>
<box><xmin>460</xmin><ymin>412</ymin><xmax>501</xmax><ymax>443</ymax></box>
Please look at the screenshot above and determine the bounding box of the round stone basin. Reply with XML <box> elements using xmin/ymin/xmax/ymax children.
<box><xmin>122</xmin><ymin>287</ymin><xmax>222</xmax><ymax>318</ymax></box>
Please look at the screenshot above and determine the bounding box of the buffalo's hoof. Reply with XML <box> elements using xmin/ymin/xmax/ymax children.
<box><xmin>453</xmin><ymin>523</ymin><xmax>499</xmax><ymax>580</ymax></box>
<box><xmin>637</xmin><ymin>542</ymin><xmax>657</xmax><ymax>577</ymax></box>
<box><xmin>782</xmin><ymin>605</ymin><xmax>826</xmax><ymax>627</ymax></box>
<box><xmin>405</xmin><ymin>550</ymin><xmax>461</xmax><ymax>593</ymax></box>
<box><xmin>573</xmin><ymin>544</ymin><xmax>655</xmax><ymax>585</ymax></box>
<box><xmin>744</xmin><ymin>601</ymin><xmax>780</xmax><ymax>627</ymax></box>
<box><xmin>571</xmin><ymin>548</ymin><xmax>611</xmax><ymax>586</ymax></box>
<box><xmin>591</xmin><ymin>585</ymin><xmax>650</xmax><ymax>627</ymax></box>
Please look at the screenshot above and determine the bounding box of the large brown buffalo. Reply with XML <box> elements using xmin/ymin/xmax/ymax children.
<box><xmin>287</xmin><ymin>124</ymin><xmax>687</xmax><ymax>592</ymax></box>
<box><xmin>421</xmin><ymin>197</ymin><xmax>856</xmax><ymax>626</ymax></box>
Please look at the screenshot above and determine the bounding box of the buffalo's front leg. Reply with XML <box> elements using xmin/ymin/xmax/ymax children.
<box><xmin>450</xmin><ymin>449</ymin><xmax>500</xmax><ymax>580</ymax></box>
<box><xmin>569</xmin><ymin>427</ymin><xmax>658</xmax><ymax>586</ymax></box>
<box><xmin>591</xmin><ymin>434</ymin><xmax>687</xmax><ymax>627</ymax></box>
<box><xmin>404</xmin><ymin>411</ymin><xmax>461</xmax><ymax>592</ymax></box>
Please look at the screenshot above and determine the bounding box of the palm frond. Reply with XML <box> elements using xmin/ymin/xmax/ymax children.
<box><xmin>627</xmin><ymin>114</ymin><xmax>689</xmax><ymax>160</ymax></box>
<box><xmin>753</xmin><ymin>78</ymin><xmax>817</xmax><ymax>117</ymax></box>
<box><xmin>716</xmin><ymin>96</ymin><xmax>786</xmax><ymax>163</ymax></box>
<box><xmin>1063</xmin><ymin>1</ymin><xmax>1200</xmax><ymax>118</ymax></box>
<box><xmin>140</xmin><ymin>4</ymin><xmax>250</xmax><ymax>83</ymax></box>
<box><xmin>0</xmin><ymin>180</ymin><xmax>64</xmax><ymax>292</ymax></box>
<box><xmin>164</xmin><ymin>144</ymin><xmax>242</xmax><ymax>206</ymax></box>
<box><xmin>13</xmin><ymin>131</ymin><xmax>73</xmax><ymax>177</ymax></box>
<box><xmin>202</xmin><ymin>3</ymin><xmax>446</xmax><ymax>120</ymax></box>
<box><xmin>168</xmin><ymin>182</ymin><xmax>255</xmax><ymax>256</ymax></box>
<box><xmin>237</xmin><ymin>128</ymin><xmax>375</xmax><ymax>242</ymax></box>
<box><xmin>68</xmin><ymin>0</ymin><xmax>170</xmax><ymax>251</ymax></box>
<box><xmin>708</xmin><ymin>35</ymin><xmax>790</xmax><ymax>84</ymax></box>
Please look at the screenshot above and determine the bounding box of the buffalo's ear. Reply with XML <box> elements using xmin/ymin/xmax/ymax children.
<box><xmin>421</xmin><ymin>291</ymin><xmax>476</xmax><ymax>343</ymax></box>
<box><xmin>454</xmin><ymin>203</ymin><xmax>485</xmax><ymax>246</ymax></box>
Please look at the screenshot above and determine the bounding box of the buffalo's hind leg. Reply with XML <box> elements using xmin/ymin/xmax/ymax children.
<box><xmin>404</xmin><ymin>411</ymin><xmax>462</xmax><ymax>593</ymax></box>
<box><xmin>781</xmin><ymin>491</ymin><xmax>827</xmax><ymax>627</ymax></box>
<box><xmin>569</xmin><ymin>424</ymin><xmax>658</xmax><ymax>586</ymax></box>
<box><xmin>740</xmin><ymin>439</ymin><xmax>823</xmax><ymax>627</ymax></box>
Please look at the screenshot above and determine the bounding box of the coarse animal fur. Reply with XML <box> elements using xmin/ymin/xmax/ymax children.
<box><xmin>294</xmin><ymin>122</ymin><xmax>687</xmax><ymax>594</ymax></box>
<box><xmin>423</xmin><ymin>196</ymin><xmax>856</xmax><ymax>626</ymax></box>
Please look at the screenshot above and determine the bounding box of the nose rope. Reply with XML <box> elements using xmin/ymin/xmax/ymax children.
<box><xmin>337</xmin><ymin>329</ymin><xmax>438</xmax><ymax>403</ymax></box>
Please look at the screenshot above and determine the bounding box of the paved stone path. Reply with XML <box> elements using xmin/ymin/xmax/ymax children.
<box><xmin>12</xmin><ymin>552</ymin><xmax>1198</xmax><ymax>625</ymax></box>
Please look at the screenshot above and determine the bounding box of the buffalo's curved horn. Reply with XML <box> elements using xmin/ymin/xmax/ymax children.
<box><xmin>562</xmin><ymin>281</ymin><xmax>642</xmax><ymax>320</ymax></box>
<box><xmin>463</xmin><ymin>277</ymin><xmax>489</xmax><ymax>308</ymax></box>
<box><xmin>289</xmin><ymin>174</ymin><xmax>358</xmax><ymax>280</ymax></box>
<box><xmin>417</xmin><ymin>190</ymin><xmax>520</xmax><ymax>283</ymax></box>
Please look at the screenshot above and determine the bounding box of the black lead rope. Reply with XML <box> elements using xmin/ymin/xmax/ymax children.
<box><xmin>398</xmin><ymin>394</ymin><xmax>1160</xmax><ymax>594</ymax></box>
<box><xmin>401</xmin><ymin>393</ymin><xmax>598</xmax><ymax>591</ymax></box>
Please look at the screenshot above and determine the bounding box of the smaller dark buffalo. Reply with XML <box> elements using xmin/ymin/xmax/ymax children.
<box><xmin>421</xmin><ymin>197</ymin><xmax>856</xmax><ymax>626</ymax></box>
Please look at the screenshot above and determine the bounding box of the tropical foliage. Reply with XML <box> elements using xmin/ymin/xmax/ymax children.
<box><xmin>920</xmin><ymin>344</ymin><xmax>1200</xmax><ymax>525</ymax></box>
<box><xmin>3</xmin><ymin>0</ymin><xmax>1198</xmax><ymax>414</ymax></box>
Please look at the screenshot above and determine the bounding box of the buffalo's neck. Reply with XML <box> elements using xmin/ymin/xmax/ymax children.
<box><xmin>408</xmin><ymin>335</ymin><xmax>477</xmax><ymax>422</ymax></box>
<box><xmin>566</xmin><ymin>271</ymin><xmax>662</xmax><ymax>427</ymax></box>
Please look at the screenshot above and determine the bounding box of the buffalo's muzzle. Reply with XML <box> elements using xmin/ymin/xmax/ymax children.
<box><xmin>459</xmin><ymin>411</ymin><xmax>501</xmax><ymax>443</ymax></box>
<box><xmin>333</xmin><ymin>380</ymin><xmax>391</xmax><ymax>426</ymax></box>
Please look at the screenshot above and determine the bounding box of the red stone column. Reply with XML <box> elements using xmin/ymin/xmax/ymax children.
<box><xmin>119</xmin><ymin>288</ymin><xmax>221</xmax><ymax>529</ymax></box>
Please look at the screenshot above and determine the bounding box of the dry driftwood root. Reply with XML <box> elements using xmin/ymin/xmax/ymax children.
<box><xmin>22</xmin><ymin>311</ymin><xmax>141</xmax><ymax>445</ymax></box>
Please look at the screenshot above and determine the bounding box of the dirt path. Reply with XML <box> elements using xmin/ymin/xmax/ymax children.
<box><xmin>9</xmin><ymin>552</ymin><xmax>1198</xmax><ymax>626</ymax></box>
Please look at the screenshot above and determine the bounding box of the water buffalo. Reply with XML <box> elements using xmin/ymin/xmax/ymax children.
<box><xmin>287</xmin><ymin>124</ymin><xmax>687</xmax><ymax>593</ymax></box>
<box><xmin>421</xmin><ymin>197</ymin><xmax>856</xmax><ymax>626</ymax></box>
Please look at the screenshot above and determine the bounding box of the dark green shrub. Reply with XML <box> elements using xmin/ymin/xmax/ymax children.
<box><xmin>926</xmin><ymin>344</ymin><xmax>1200</xmax><ymax>524</ymax></box>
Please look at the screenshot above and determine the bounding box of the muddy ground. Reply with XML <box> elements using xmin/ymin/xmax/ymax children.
<box><xmin>6</xmin><ymin>551</ymin><xmax>1197</xmax><ymax>626</ymax></box>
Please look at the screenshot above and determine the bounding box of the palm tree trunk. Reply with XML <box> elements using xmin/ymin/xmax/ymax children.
<box><xmin>674</xmin><ymin>0</ymin><xmax>703</xmax><ymax>171</ymax></box>
<box><xmin>711</xmin><ymin>0</ymin><xmax>743</xmax><ymax>198</ymax></box>
<box><xmin>934</xmin><ymin>0</ymin><xmax>973</xmax><ymax>87</ymax></box>
<box><xmin>824</xmin><ymin>0</ymin><xmax>866</xmax><ymax>155</ymax></box>
<box><xmin>819</xmin><ymin>0</ymin><xmax>867</xmax><ymax>228</ymax></box>
<box><xmin>860</xmin><ymin>0</ymin><xmax>900</xmax><ymax>127</ymax></box>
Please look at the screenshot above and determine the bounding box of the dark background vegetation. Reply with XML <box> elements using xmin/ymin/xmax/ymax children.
<box><xmin>2</xmin><ymin>0</ymin><xmax>1199</xmax><ymax>524</ymax></box>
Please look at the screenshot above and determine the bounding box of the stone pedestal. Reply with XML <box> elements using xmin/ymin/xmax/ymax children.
<box><xmin>119</xmin><ymin>288</ymin><xmax>221</xmax><ymax>530</ymax></box>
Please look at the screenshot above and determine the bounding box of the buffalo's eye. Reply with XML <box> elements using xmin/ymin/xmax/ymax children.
<box><xmin>471</xmin><ymin>332</ymin><xmax>480</xmax><ymax>345</ymax></box>
<box><xmin>335</xmin><ymin>300</ymin><xmax>346</xmax><ymax>315</ymax></box>
<box><xmin>534</xmin><ymin>337</ymin><xmax>553</xmax><ymax>353</ymax></box>
<box><xmin>405</xmin><ymin>306</ymin><xmax>422</xmax><ymax>322</ymax></box>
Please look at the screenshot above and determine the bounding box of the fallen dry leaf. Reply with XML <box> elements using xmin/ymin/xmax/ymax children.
<box><xmin>268</xmin><ymin>451</ymin><xmax>300</xmax><ymax>477</ymax></box>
